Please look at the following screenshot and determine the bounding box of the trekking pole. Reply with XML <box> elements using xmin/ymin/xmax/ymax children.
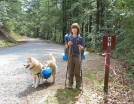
<box><xmin>65</xmin><ymin>62</ymin><xmax>68</xmax><ymax>88</ymax></box>
<box><xmin>68</xmin><ymin>45</ymin><xmax>71</xmax><ymax>57</ymax></box>
<box><xmin>65</xmin><ymin>46</ymin><xmax>71</xmax><ymax>88</ymax></box>
<box><xmin>79</xmin><ymin>47</ymin><xmax>83</xmax><ymax>92</ymax></box>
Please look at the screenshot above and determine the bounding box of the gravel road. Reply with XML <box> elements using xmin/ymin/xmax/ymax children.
<box><xmin>0</xmin><ymin>37</ymin><xmax>67</xmax><ymax>104</ymax></box>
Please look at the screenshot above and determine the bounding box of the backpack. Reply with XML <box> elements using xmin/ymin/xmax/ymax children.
<box><xmin>64</xmin><ymin>33</ymin><xmax>84</xmax><ymax>56</ymax></box>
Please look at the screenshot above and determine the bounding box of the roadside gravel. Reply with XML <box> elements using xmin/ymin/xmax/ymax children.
<box><xmin>0</xmin><ymin>37</ymin><xmax>67</xmax><ymax>104</ymax></box>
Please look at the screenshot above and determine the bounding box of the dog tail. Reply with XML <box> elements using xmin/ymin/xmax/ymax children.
<box><xmin>49</xmin><ymin>53</ymin><xmax>56</xmax><ymax>62</ymax></box>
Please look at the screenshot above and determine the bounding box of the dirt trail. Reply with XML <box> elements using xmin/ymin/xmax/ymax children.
<box><xmin>0</xmin><ymin>37</ymin><xmax>133</xmax><ymax>104</ymax></box>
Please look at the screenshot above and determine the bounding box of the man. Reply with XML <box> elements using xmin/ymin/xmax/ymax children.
<box><xmin>65</xmin><ymin>23</ymin><xmax>84</xmax><ymax>90</ymax></box>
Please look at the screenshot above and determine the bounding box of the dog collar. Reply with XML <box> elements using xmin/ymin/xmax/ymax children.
<box><xmin>30</xmin><ymin>65</ymin><xmax>35</xmax><ymax>70</ymax></box>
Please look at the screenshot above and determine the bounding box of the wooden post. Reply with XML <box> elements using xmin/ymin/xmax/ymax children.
<box><xmin>104</xmin><ymin>36</ymin><xmax>111</xmax><ymax>93</ymax></box>
<box><xmin>102</xmin><ymin>35</ymin><xmax>116</xmax><ymax>93</ymax></box>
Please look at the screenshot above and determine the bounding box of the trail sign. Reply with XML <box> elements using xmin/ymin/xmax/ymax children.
<box><xmin>102</xmin><ymin>35</ymin><xmax>116</xmax><ymax>93</ymax></box>
<box><xmin>102</xmin><ymin>36</ymin><xmax>116</xmax><ymax>50</ymax></box>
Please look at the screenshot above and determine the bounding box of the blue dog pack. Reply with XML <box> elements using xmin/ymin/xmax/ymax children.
<box><xmin>41</xmin><ymin>67</ymin><xmax>52</xmax><ymax>79</ymax></box>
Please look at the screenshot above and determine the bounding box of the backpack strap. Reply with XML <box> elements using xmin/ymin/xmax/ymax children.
<box><xmin>68</xmin><ymin>33</ymin><xmax>72</xmax><ymax>57</ymax></box>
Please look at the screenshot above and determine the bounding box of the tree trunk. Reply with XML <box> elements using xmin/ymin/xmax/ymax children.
<box><xmin>100</xmin><ymin>0</ymin><xmax>104</xmax><ymax>32</ymax></box>
<box><xmin>89</xmin><ymin>15</ymin><xmax>92</xmax><ymax>33</ymax></box>
<box><xmin>81</xmin><ymin>22</ymin><xmax>84</xmax><ymax>37</ymax></box>
<box><xmin>62</xmin><ymin>0</ymin><xmax>67</xmax><ymax>43</ymax></box>
<box><xmin>96</xmin><ymin>0</ymin><xmax>101</xmax><ymax>33</ymax></box>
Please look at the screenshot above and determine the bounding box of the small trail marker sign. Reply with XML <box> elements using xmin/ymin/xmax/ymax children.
<box><xmin>102</xmin><ymin>36</ymin><xmax>116</xmax><ymax>50</ymax></box>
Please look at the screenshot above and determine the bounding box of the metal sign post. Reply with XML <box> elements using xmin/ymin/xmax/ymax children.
<box><xmin>102</xmin><ymin>35</ymin><xmax>116</xmax><ymax>93</ymax></box>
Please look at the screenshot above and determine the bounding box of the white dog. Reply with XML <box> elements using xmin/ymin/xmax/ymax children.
<box><xmin>44</xmin><ymin>53</ymin><xmax>58</xmax><ymax>82</ymax></box>
<box><xmin>25</xmin><ymin>53</ymin><xmax>57</xmax><ymax>88</ymax></box>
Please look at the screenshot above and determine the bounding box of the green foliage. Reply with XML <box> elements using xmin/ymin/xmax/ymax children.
<box><xmin>0</xmin><ymin>42</ymin><xmax>14</xmax><ymax>48</ymax></box>
<box><xmin>110</xmin><ymin>0</ymin><xmax>134</xmax><ymax>67</ymax></box>
<box><xmin>84</xmin><ymin>32</ymin><xmax>92</xmax><ymax>48</ymax></box>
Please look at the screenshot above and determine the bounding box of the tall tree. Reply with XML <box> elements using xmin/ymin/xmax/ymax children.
<box><xmin>62</xmin><ymin>0</ymin><xmax>67</xmax><ymax>43</ymax></box>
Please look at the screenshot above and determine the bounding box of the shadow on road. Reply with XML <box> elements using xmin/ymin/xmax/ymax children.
<box><xmin>16</xmin><ymin>82</ymin><xmax>54</xmax><ymax>98</ymax></box>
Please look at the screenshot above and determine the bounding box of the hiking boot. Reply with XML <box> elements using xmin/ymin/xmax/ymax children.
<box><xmin>76</xmin><ymin>86</ymin><xmax>82</xmax><ymax>90</ymax></box>
<box><xmin>67</xmin><ymin>85</ymin><xmax>73</xmax><ymax>89</ymax></box>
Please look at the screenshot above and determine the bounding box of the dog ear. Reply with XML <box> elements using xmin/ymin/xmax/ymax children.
<box><xmin>27</xmin><ymin>57</ymin><xmax>32</xmax><ymax>61</ymax></box>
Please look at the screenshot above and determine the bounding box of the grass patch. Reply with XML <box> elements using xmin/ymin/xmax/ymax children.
<box><xmin>84</xmin><ymin>73</ymin><xmax>95</xmax><ymax>80</ymax></box>
<box><xmin>90</xmin><ymin>79</ymin><xmax>104</xmax><ymax>91</ymax></box>
<box><xmin>44</xmin><ymin>88</ymin><xmax>81</xmax><ymax>104</ymax></box>
<box><xmin>0</xmin><ymin>31</ymin><xmax>25</xmax><ymax>48</ymax></box>
<box><xmin>10</xmin><ymin>31</ymin><xmax>22</xmax><ymax>41</ymax></box>
<box><xmin>0</xmin><ymin>42</ymin><xmax>15</xmax><ymax>48</ymax></box>
<box><xmin>132</xmin><ymin>84</ymin><xmax>134</xmax><ymax>90</ymax></box>
<box><xmin>86</xmin><ymin>48</ymin><xmax>95</xmax><ymax>53</ymax></box>
<box><xmin>84</xmin><ymin>72</ymin><xmax>104</xmax><ymax>91</ymax></box>
<box><xmin>127</xmin><ymin>71</ymin><xmax>134</xmax><ymax>80</ymax></box>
